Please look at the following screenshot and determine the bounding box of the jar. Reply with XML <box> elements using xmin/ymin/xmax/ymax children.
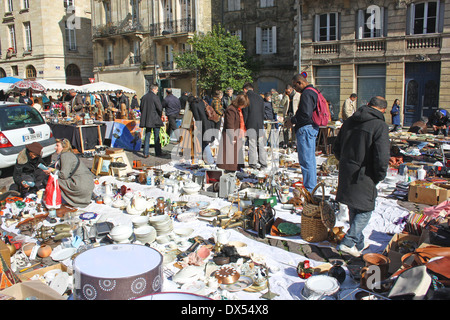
<box><xmin>328</xmin><ymin>260</ymin><xmax>346</xmax><ymax>284</ymax></box>
<box><xmin>156</xmin><ymin>197</ymin><xmax>165</xmax><ymax>215</ymax></box>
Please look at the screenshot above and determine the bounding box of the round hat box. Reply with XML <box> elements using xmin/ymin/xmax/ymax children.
<box><xmin>73</xmin><ymin>244</ymin><xmax>163</xmax><ymax>300</ymax></box>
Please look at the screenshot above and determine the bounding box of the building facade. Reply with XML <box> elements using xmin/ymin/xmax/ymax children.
<box><xmin>91</xmin><ymin>0</ymin><xmax>213</xmax><ymax>98</ymax></box>
<box><xmin>212</xmin><ymin>0</ymin><xmax>299</xmax><ymax>94</ymax></box>
<box><xmin>0</xmin><ymin>0</ymin><xmax>93</xmax><ymax>85</ymax></box>
<box><xmin>297</xmin><ymin>0</ymin><xmax>450</xmax><ymax>125</ymax></box>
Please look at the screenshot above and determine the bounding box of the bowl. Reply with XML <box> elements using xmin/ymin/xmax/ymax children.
<box><xmin>110</xmin><ymin>225</ymin><xmax>133</xmax><ymax>243</ymax></box>
<box><xmin>213</xmin><ymin>255</ymin><xmax>230</xmax><ymax>265</ymax></box>
<box><xmin>228</xmin><ymin>241</ymin><xmax>249</xmax><ymax>256</ymax></box>
<box><xmin>134</xmin><ymin>225</ymin><xmax>156</xmax><ymax>242</ymax></box>
<box><xmin>215</xmin><ymin>266</ymin><xmax>240</xmax><ymax>284</ymax></box>
<box><xmin>131</xmin><ymin>215</ymin><xmax>149</xmax><ymax>227</ymax></box>
<box><xmin>156</xmin><ymin>234</ymin><xmax>170</xmax><ymax>244</ymax></box>
<box><xmin>149</xmin><ymin>214</ymin><xmax>170</xmax><ymax>224</ymax></box>
<box><xmin>174</xmin><ymin>227</ymin><xmax>194</xmax><ymax>238</ymax></box>
<box><xmin>22</xmin><ymin>242</ymin><xmax>36</xmax><ymax>257</ymax></box>
<box><xmin>182</xmin><ymin>182</ymin><xmax>201</xmax><ymax>195</ymax></box>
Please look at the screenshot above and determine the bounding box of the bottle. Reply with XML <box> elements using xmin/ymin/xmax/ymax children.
<box><xmin>146</xmin><ymin>170</ymin><xmax>153</xmax><ymax>186</ymax></box>
<box><xmin>417</xmin><ymin>165</ymin><xmax>426</xmax><ymax>180</ymax></box>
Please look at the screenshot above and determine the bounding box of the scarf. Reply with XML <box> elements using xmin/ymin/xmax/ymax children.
<box><xmin>238</xmin><ymin>107</ymin><xmax>246</xmax><ymax>138</ymax></box>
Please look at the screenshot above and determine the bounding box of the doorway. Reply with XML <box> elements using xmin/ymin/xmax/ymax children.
<box><xmin>404</xmin><ymin>62</ymin><xmax>440</xmax><ymax>126</ymax></box>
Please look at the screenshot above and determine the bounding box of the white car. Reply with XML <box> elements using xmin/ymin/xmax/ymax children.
<box><xmin>0</xmin><ymin>102</ymin><xmax>56</xmax><ymax>175</ymax></box>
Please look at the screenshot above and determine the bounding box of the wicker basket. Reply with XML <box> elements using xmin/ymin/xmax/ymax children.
<box><xmin>300</xmin><ymin>183</ymin><xmax>329</xmax><ymax>242</ymax></box>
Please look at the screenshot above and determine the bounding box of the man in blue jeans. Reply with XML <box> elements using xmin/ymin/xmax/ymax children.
<box><xmin>285</xmin><ymin>73</ymin><xmax>319</xmax><ymax>192</ymax></box>
<box><xmin>333</xmin><ymin>96</ymin><xmax>390</xmax><ymax>257</ymax></box>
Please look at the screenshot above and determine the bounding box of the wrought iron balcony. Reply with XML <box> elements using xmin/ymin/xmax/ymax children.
<box><xmin>129</xmin><ymin>55</ymin><xmax>141</xmax><ymax>65</ymax></box>
<box><xmin>162</xmin><ymin>61</ymin><xmax>174</xmax><ymax>70</ymax></box>
<box><xmin>150</xmin><ymin>18</ymin><xmax>195</xmax><ymax>37</ymax></box>
<box><xmin>93</xmin><ymin>14</ymin><xmax>144</xmax><ymax>38</ymax></box>
<box><xmin>104</xmin><ymin>59</ymin><xmax>114</xmax><ymax>66</ymax></box>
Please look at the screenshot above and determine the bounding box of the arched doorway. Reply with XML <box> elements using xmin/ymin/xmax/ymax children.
<box><xmin>0</xmin><ymin>68</ymin><xmax>6</xmax><ymax>78</ymax></box>
<box><xmin>66</xmin><ymin>63</ymin><xmax>82</xmax><ymax>85</ymax></box>
<box><xmin>25</xmin><ymin>65</ymin><xmax>36</xmax><ymax>79</ymax></box>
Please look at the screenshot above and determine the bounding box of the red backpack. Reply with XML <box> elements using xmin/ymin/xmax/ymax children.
<box><xmin>303</xmin><ymin>87</ymin><xmax>330</xmax><ymax>126</ymax></box>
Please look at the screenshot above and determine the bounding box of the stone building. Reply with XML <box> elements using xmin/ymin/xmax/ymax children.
<box><xmin>0</xmin><ymin>0</ymin><xmax>93</xmax><ymax>85</ymax></box>
<box><xmin>212</xmin><ymin>0</ymin><xmax>299</xmax><ymax>94</ymax></box>
<box><xmin>296</xmin><ymin>0</ymin><xmax>450</xmax><ymax>125</ymax></box>
<box><xmin>91</xmin><ymin>0</ymin><xmax>212</xmax><ymax>99</ymax></box>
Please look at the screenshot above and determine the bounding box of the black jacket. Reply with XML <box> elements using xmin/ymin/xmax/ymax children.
<box><xmin>162</xmin><ymin>94</ymin><xmax>181</xmax><ymax>116</ymax></box>
<box><xmin>264</xmin><ymin>100</ymin><xmax>275</xmax><ymax>120</ymax></box>
<box><xmin>190</xmin><ymin>98</ymin><xmax>215</xmax><ymax>146</ymax></box>
<box><xmin>139</xmin><ymin>91</ymin><xmax>163</xmax><ymax>128</ymax></box>
<box><xmin>242</xmin><ymin>90</ymin><xmax>265</xmax><ymax>131</ymax></box>
<box><xmin>291</xmin><ymin>84</ymin><xmax>317</xmax><ymax>131</ymax></box>
<box><xmin>333</xmin><ymin>105</ymin><xmax>390</xmax><ymax>212</ymax></box>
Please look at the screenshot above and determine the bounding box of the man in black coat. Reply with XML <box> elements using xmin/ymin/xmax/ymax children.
<box><xmin>242</xmin><ymin>83</ymin><xmax>267</xmax><ymax>169</ymax></box>
<box><xmin>188</xmin><ymin>95</ymin><xmax>215</xmax><ymax>164</ymax></box>
<box><xmin>139</xmin><ymin>83</ymin><xmax>164</xmax><ymax>158</ymax></box>
<box><xmin>19</xmin><ymin>89</ymin><xmax>33</xmax><ymax>105</ymax></box>
<box><xmin>333</xmin><ymin>96</ymin><xmax>390</xmax><ymax>257</ymax></box>
<box><xmin>115</xmin><ymin>90</ymin><xmax>130</xmax><ymax>111</ymax></box>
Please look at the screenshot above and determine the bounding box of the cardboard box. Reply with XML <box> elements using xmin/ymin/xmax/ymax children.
<box><xmin>0</xmin><ymin>280</ymin><xmax>66</xmax><ymax>300</ymax></box>
<box><xmin>17</xmin><ymin>263</ymin><xmax>68</xmax><ymax>281</ymax></box>
<box><xmin>383</xmin><ymin>233</ymin><xmax>422</xmax><ymax>274</ymax></box>
<box><xmin>408</xmin><ymin>181</ymin><xmax>450</xmax><ymax>205</ymax></box>
<box><xmin>0</xmin><ymin>239</ymin><xmax>11</xmax><ymax>267</ymax></box>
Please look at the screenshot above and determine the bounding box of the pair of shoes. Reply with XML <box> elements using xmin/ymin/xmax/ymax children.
<box><xmin>143</xmin><ymin>154</ymin><xmax>149</xmax><ymax>158</ymax></box>
<box><xmin>338</xmin><ymin>244</ymin><xmax>362</xmax><ymax>257</ymax></box>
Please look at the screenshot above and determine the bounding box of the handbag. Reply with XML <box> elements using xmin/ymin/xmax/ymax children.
<box><xmin>44</xmin><ymin>173</ymin><xmax>62</xmax><ymax>209</ymax></box>
<box><xmin>401</xmin><ymin>245</ymin><xmax>450</xmax><ymax>268</ymax></box>
<box><xmin>204</xmin><ymin>100</ymin><xmax>220</xmax><ymax>123</ymax></box>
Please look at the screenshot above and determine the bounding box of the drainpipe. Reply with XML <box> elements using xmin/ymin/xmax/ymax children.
<box><xmin>297</xmin><ymin>1</ymin><xmax>302</xmax><ymax>73</ymax></box>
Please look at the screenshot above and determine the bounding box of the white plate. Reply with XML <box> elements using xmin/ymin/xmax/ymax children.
<box><xmin>304</xmin><ymin>275</ymin><xmax>340</xmax><ymax>296</ymax></box>
<box><xmin>51</xmin><ymin>247</ymin><xmax>77</xmax><ymax>261</ymax></box>
<box><xmin>220</xmin><ymin>205</ymin><xmax>238</xmax><ymax>216</ymax></box>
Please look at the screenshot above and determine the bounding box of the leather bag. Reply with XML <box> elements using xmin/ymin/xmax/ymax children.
<box><xmin>401</xmin><ymin>245</ymin><xmax>450</xmax><ymax>268</ymax></box>
<box><xmin>252</xmin><ymin>203</ymin><xmax>275</xmax><ymax>239</ymax></box>
<box><xmin>204</xmin><ymin>100</ymin><xmax>220</xmax><ymax>123</ymax></box>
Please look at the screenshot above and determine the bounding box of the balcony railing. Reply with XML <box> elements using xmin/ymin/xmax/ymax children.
<box><xmin>162</xmin><ymin>61</ymin><xmax>174</xmax><ymax>70</ymax></box>
<box><xmin>313</xmin><ymin>43</ymin><xmax>339</xmax><ymax>54</ymax></box>
<box><xmin>406</xmin><ymin>35</ymin><xmax>441</xmax><ymax>49</ymax></box>
<box><xmin>93</xmin><ymin>15</ymin><xmax>144</xmax><ymax>38</ymax></box>
<box><xmin>104</xmin><ymin>59</ymin><xmax>114</xmax><ymax>66</ymax></box>
<box><xmin>129</xmin><ymin>55</ymin><xmax>141</xmax><ymax>65</ymax></box>
<box><xmin>150</xmin><ymin>18</ymin><xmax>195</xmax><ymax>37</ymax></box>
<box><xmin>356</xmin><ymin>39</ymin><xmax>385</xmax><ymax>52</ymax></box>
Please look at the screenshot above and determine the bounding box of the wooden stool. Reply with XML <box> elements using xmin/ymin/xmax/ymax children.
<box><xmin>91</xmin><ymin>155</ymin><xmax>113</xmax><ymax>176</ymax></box>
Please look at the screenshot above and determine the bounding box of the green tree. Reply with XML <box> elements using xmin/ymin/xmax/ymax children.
<box><xmin>174</xmin><ymin>25</ymin><xmax>253</xmax><ymax>94</ymax></box>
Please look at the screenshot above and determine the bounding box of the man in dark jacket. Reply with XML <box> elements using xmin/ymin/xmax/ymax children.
<box><xmin>139</xmin><ymin>83</ymin><xmax>164</xmax><ymax>158</ymax></box>
<box><xmin>285</xmin><ymin>73</ymin><xmax>319</xmax><ymax>192</ymax></box>
<box><xmin>19</xmin><ymin>89</ymin><xmax>33</xmax><ymax>106</ymax></box>
<box><xmin>428</xmin><ymin>109</ymin><xmax>449</xmax><ymax>136</ymax></box>
<box><xmin>162</xmin><ymin>88</ymin><xmax>181</xmax><ymax>138</ymax></box>
<box><xmin>222</xmin><ymin>87</ymin><xmax>236</xmax><ymax>109</ymax></box>
<box><xmin>12</xmin><ymin>142</ymin><xmax>48</xmax><ymax>196</ymax></box>
<box><xmin>115</xmin><ymin>90</ymin><xmax>130</xmax><ymax>111</ymax></box>
<box><xmin>333</xmin><ymin>96</ymin><xmax>390</xmax><ymax>257</ymax></box>
<box><xmin>242</xmin><ymin>83</ymin><xmax>267</xmax><ymax>169</ymax></box>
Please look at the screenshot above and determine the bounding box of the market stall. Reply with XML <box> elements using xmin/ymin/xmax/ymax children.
<box><xmin>48</xmin><ymin>122</ymin><xmax>106</xmax><ymax>153</ymax></box>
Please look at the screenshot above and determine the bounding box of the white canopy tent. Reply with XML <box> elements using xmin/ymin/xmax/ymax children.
<box><xmin>35</xmin><ymin>79</ymin><xmax>81</xmax><ymax>92</ymax></box>
<box><xmin>79</xmin><ymin>81</ymin><xmax>136</xmax><ymax>94</ymax></box>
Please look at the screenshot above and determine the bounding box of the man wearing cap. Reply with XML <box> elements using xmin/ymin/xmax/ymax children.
<box><xmin>12</xmin><ymin>142</ymin><xmax>48</xmax><ymax>196</ymax></box>
<box><xmin>19</xmin><ymin>89</ymin><xmax>33</xmax><ymax>106</ymax></box>
<box><xmin>68</xmin><ymin>89</ymin><xmax>84</xmax><ymax>113</ymax></box>
<box><xmin>429</xmin><ymin>109</ymin><xmax>450</xmax><ymax>136</ymax></box>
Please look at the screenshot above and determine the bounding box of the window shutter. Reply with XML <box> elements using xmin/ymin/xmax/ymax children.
<box><xmin>357</xmin><ymin>9</ymin><xmax>364</xmax><ymax>39</ymax></box>
<box><xmin>256</xmin><ymin>27</ymin><xmax>262</xmax><ymax>54</ymax></box>
<box><xmin>271</xmin><ymin>26</ymin><xmax>277</xmax><ymax>53</ymax></box>
<box><xmin>439</xmin><ymin>0</ymin><xmax>445</xmax><ymax>33</ymax></box>
<box><xmin>314</xmin><ymin>14</ymin><xmax>319</xmax><ymax>42</ymax></box>
<box><xmin>406</xmin><ymin>3</ymin><xmax>414</xmax><ymax>35</ymax></box>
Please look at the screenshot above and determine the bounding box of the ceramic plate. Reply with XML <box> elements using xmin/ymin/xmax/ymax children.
<box><xmin>79</xmin><ymin>212</ymin><xmax>98</xmax><ymax>220</ymax></box>
<box><xmin>199</xmin><ymin>208</ymin><xmax>220</xmax><ymax>217</ymax></box>
<box><xmin>220</xmin><ymin>276</ymin><xmax>254</xmax><ymax>292</ymax></box>
<box><xmin>277</xmin><ymin>222</ymin><xmax>301</xmax><ymax>236</ymax></box>
<box><xmin>51</xmin><ymin>247</ymin><xmax>77</xmax><ymax>261</ymax></box>
<box><xmin>220</xmin><ymin>206</ymin><xmax>238</xmax><ymax>216</ymax></box>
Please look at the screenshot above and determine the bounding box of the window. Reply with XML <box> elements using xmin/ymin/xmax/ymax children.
<box><xmin>8</xmin><ymin>25</ymin><xmax>16</xmax><ymax>53</ymax></box>
<box><xmin>66</xmin><ymin>64</ymin><xmax>81</xmax><ymax>77</ymax></box>
<box><xmin>23</xmin><ymin>22</ymin><xmax>32</xmax><ymax>52</ymax></box>
<box><xmin>256</xmin><ymin>26</ymin><xmax>277</xmax><ymax>54</ymax></box>
<box><xmin>408</xmin><ymin>1</ymin><xmax>441</xmax><ymax>34</ymax></box>
<box><xmin>314</xmin><ymin>13</ymin><xmax>339</xmax><ymax>41</ymax></box>
<box><xmin>230</xmin><ymin>30</ymin><xmax>242</xmax><ymax>41</ymax></box>
<box><xmin>103</xmin><ymin>1</ymin><xmax>112</xmax><ymax>24</ymax></box>
<box><xmin>11</xmin><ymin>66</ymin><xmax>18</xmax><ymax>76</ymax></box>
<box><xmin>357</xmin><ymin>64</ymin><xmax>386</xmax><ymax>107</ymax></box>
<box><xmin>0</xmin><ymin>105</ymin><xmax>44</xmax><ymax>131</ymax></box>
<box><xmin>163</xmin><ymin>45</ymin><xmax>174</xmax><ymax>69</ymax></box>
<box><xmin>105</xmin><ymin>44</ymin><xmax>113</xmax><ymax>65</ymax></box>
<box><xmin>23</xmin><ymin>0</ymin><xmax>30</xmax><ymax>9</ymax></box>
<box><xmin>7</xmin><ymin>0</ymin><xmax>14</xmax><ymax>12</ymax></box>
<box><xmin>64</xmin><ymin>0</ymin><xmax>74</xmax><ymax>8</ymax></box>
<box><xmin>260</xmin><ymin>0</ymin><xmax>274</xmax><ymax>8</ymax></box>
<box><xmin>314</xmin><ymin>66</ymin><xmax>341</xmax><ymax>120</ymax></box>
<box><xmin>25</xmin><ymin>65</ymin><xmax>36</xmax><ymax>79</ymax></box>
<box><xmin>179</xmin><ymin>0</ymin><xmax>191</xmax><ymax>20</ymax></box>
<box><xmin>227</xmin><ymin>0</ymin><xmax>240</xmax><ymax>11</ymax></box>
<box><xmin>65</xmin><ymin>21</ymin><xmax>77</xmax><ymax>51</ymax></box>
<box><xmin>357</xmin><ymin>6</ymin><xmax>385</xmax><ymax>39</ymax></box>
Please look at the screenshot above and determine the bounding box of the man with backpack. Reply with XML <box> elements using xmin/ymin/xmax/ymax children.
<box><xmin>285</xmin><ymin>73</ymin><xmax>328</xmax><ymax>192</ymax></box>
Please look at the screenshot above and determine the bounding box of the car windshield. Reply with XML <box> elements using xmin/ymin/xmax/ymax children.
<box><xmin>0</xmin><ymin>105</ymin><xmax>45</xmax><ymax>131</ymax></box>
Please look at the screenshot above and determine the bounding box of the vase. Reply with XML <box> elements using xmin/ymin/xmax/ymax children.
<box><xmin>328</xmin><ymin>260</ymin><xmax>346</xmax><ymax>284</ymax></box>
<box><xmin>37</xmin><ymin>244</ymin><xmax>52</xmax><ymax>258</ymax></box>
